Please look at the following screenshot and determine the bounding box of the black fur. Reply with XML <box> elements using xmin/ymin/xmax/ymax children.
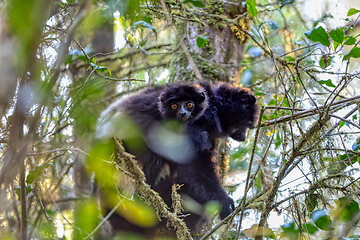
<box><xmin>97</xmin><ymin>81</ymin><xmax>259</xmax><ymax>236</ymax></box>
<box><xmin>188</xmin><ymin>82</ymin><xmax>259</xmax><ymax>151</ymax></box>
<box><xmin>187</xmin><ymin>81</ymin><xmax>258</xmax><ymax>223</ymax></box>
<box><xmin>159</xmin><ymin>84</ymin><xmax>207</xmax><ymax>121</ymax></box>
<box><xmin>153</xmin><ymin>82</ymin><xmax>259</xmax><ymax>231</ymax></box>
<box><xmin>97</xmin><ymin>83</ymin><xmax>208</xmax><ymax>185</ymax></box>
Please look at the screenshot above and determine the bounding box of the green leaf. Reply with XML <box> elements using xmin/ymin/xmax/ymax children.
<box><xmin>87</xmin><ymin>140</ymin><xmax>117</xmax><ymax>187</ymax></box>
<box><xmin>56</xmin><ymin>2</ymin><xmax>66</xmax><ymax>7</ymax></box>
<box><xmin>76</xmin><ymin>56</ymin><xmax>88</xmax><ymax>63</ymax></box>
<box><xmin>281</xmin><ymin>221</ymin><xmax>299</xmax><ymax>239</ymax></box>
<box><xmin>204</xmin><ymin>201</ymin><xmax>222</xmax><ymax>217</ymax></box>
<box><xmin>334</xmin><ymin>41</ymin><xmax>341</xmax><ymax>51</ymax></box>
<box><xmin>302</xmin><ymin>223</ymin><xmax>318</xmax><ymax>234</ymax></box>
<box><xmin>281</xmin><ymin>221</ymin><xmax>296</xmax><ymax>232</ymax></box>
<box><xmin>196</xmin><ymin>36</ymin><xmax>209</xmax><ymax>48</ymax></box>
<box><xmin>318</xmin><ymin>79</ymin><xmax>335</xmax><ymax>88</ymax></box>
<box><xmin>284</xmin><ymin>56</ymin><xmax>295</xmax><ymax>62</ymax></box>
<box><xmin>246</xmin><ymin>0</ymin><xmax>258</xmax><ymax>17</ymax></box>
<box><xmin>90</xmin><ymin>63</ymin><xmax>111</xmax><ymax>76</ymax></box>
<box><xmin>275</xmin><ymin>131</ymin><xmax>281</xmax><ymax>148</ymax></box>
<box><xmin>329</xmin><ymin>28</ymin><xmax>344</xmax><ymax>43</ymax></box>
<box><xmin>319</xmin><ymin>56</ymin><xmax>332</xmax><ymax>68</ymax></box>
<box><xmin>131</xmin><ymin>21</ymin><xmax>157</xmax><ymax>34</ymax></box>
<box><xmin>305</xmin><ymin>26</ymin><xmax>330</xmax><ymax>47</ymax></box>
<box><xmin>64</xmin><ymin>54</ymin><xmax>73</xmax><ymax>65</ymax></box>
<box><xmin>74</xmin><ymin>200</ymin><xmax>99</xmax><ymax>237</ymax></box>
<box><xmin>348</xmin><ymin>8</ymin><xmax>360</xmax><ymax>16</ymax></box>
<box><xmin>338</xmin><ymin>121</ymin><xmax>345</xmax><ymax>129</ymax></box>
<box><xmin>338</xmin><ymin>197</ymin><xmax>360</xmax><ymax>222</ymax></box>
<box><xmin>183</xmin><ymin>0</ymin><xmax>205</xmax><ymax>7</ymax></box>
<box><xmin>344</xmin><ymin>36</ymin><xmax>356</xmax><ymax>45</ymax></box>
<box><xmin>343</xmin><ymin>47</ymin><xmax>360</xmax><ymax>61</ymax></box>
<box><xmin>311</xmin><ymin>209</ymin><xmax>333</xmax><ymax>231</ymax></box>
<box><xmin>26</xmin><ymin>163</ymin><xmax>54</xmax><ymax>185</ymax></box>
<box><xmin>98</xmin><ymin>66</ymin><xmax>111</xmax><ymax>76</ymax></box>
<box><xmin>14</xmin><ymin>186</ymin><xmax>32</xmax><ymax>201</ymax></box>
<box><xmin>339</xmin><ymin>153</ymin><xmax>358</xmax><ymax>165</ymax></box>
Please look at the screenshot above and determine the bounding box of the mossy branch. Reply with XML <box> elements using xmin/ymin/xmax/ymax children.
<box><xmin>113</xmin><ymin>138</ymin><xmax>192</xmax><ymax>240</ymax></box>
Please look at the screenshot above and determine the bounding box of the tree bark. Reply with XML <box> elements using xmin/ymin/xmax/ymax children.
<box><xmin>171</xmin><ymin>0</ymin><xmax>248</xmax><ymax>83</ymax></box>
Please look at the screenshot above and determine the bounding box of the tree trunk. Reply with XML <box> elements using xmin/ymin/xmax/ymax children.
<box><xmin>171</xmin><ymin>0</ymin><xmax>248</xmax><ymax>83</ymax></box>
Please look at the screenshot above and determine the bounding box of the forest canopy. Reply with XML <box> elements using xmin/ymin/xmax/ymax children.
<box><xmin>0</xmin><ymin>0</ymin><xmax>360</xmax><ymax>239</ymax></box>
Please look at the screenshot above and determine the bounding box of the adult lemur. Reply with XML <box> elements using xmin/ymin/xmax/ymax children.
<box><xmin>97</xmin><ymin>81</ymin><xmax>258</xmax><ymax>236</ymax></box>
<box><xmin>97</xmin><ymin>83</ymin><xmax>208</xmax><ymax>185</ymax></box>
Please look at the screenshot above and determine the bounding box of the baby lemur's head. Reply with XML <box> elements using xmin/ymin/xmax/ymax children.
<box><xmin>159</xmin><ymin>83</ymin><xmax>208</xmax><ymax>122</ymax></box>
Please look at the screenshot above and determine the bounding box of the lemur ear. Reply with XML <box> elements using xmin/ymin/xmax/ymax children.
<box><xmin>249</xmin><ymin>94</ymin><xmax>256</xmax><ymax>104</ymax></box>
<box><xmin>159</xmin><ymin>92</ymin><xmax>166</xmax><ymax>102</ymax></box>
<box><xmin>198</xmin><ymin>91</ymin><xmax>207</xmax><ymax>102</ymax></box>
<box><xmin>240</xmin><ymin>93</ymin><xmax>256</xmax><ymax>104</ymax></box>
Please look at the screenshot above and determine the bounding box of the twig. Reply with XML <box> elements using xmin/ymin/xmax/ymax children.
<box><xmin>323</xmin><ymin>107</ymin><xmax>358</xmax><ymax>137</ymax></box>
<box><xmin>51</xmin><ymin>0</ymin><xmax>90</xmax><ymax>81</ymax></box>
<box><xmin>159</xmin><ymin>0</ymin><xmax>204</xmax><ymax>81</ymax></box>
<box><xmin>329</xmin><ymin>114</ymin><xmax>360</xmax><ymax>131</ymax></box>
<box><xmin>83</xmin><ymin>201</ymin><xmax>122</xmax><ymax>239</ymax></box>
<box><xmin>20</xmin><ymin>161</ymin><xmax>27</xmax><ymax>240</ymax></box>
<box><xmin>338</xmin><ymin>211</ymin><xmax>360</xmax><ymax>239</ymax></box>
<box><xmin>262</xmin><ymin>95</ymin><xmax>360</xmax><ymax>127</ymax></box>
<box><xmin>93</xmin><ymin>72</ymin><xmax>145</xmax><ymax>82</ymax></box>
<box><xmin>255</xmin><ymin>113</ymin><xmax>330</xmax><ymax>239</ymax></box>
<box><xmin>303</xmin><ymin>107</ymin><xmax>359</xmax><ymax>154</ymax></box>
<box><xmin>236</xmin><ymin>107</ymin><xmax>265</xmax><ymax>239</ymax></box>
<box><xmin>74</xmin><ymin>43</ymin><xmax>172</xmax><ymax>71</ymax></box>
<box><xmin>27</xmin><ymin>148</ymin><xmax>71</xmax><ymax>156</ymax></box>
<box><xmin>48</xmin><ymin>189</ymin><xmax>88</xmax><ymax>236</ymax></box>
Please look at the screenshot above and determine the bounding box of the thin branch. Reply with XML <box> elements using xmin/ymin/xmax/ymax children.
<box><xmin>236</xmin><ymin>107</ymin><xmax>266</xmax><ymax>238</ymax></box>
<box><xmin>93</xmin><ymin>72</ymin><xmax>145</xmax><ymax>82</ymax></box>
<box><xmin>48</xmin><ymin>189</ymin><xmax>88</xmax><ymax>235</ymax></box>
<box><xmin>338</xmin><ymin>211</ymin><xmax>360</xmax><ymax>239</ymax></box>
<box><xmin>323</xmin><ymin>107</ymin><xmax>358</xmax><ymax>137</ymax></box>
<box><xmin>51</xmin><ymin>0</ymin><xmax>90</xmax><ymax>81</ymax></box>
<box><xmin>83</xmin><ymin>201</ymin><xmax>122</xmax><ymax>239</ymax></box>
<box><xmin>329</xmin><ymin>114</ymin><xmax>360</xmax><ymax>131</ymax></box>
<box><xmin>255</xmin><ymin>113</ymin><xmax>330</xmax><ymax>240</ymax></box>
<box><xmin>20</xmin><ymin>161</ymin><xmax>27</xmax><ymax>240</ymax></box>
<box><xmin>263</xmin><ymin>95</ymin><xmax>360</xmax><ymax>127</ymax></box>
<box><xmin>159</xmin><ymin>0</ymin><xmax>204</xmax><ymax>81</ymax></box>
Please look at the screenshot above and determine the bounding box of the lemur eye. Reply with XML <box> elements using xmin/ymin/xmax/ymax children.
<box><xmin>171</xmin><ymin>103</ymin><xmax>178</xmax><ymax>110</ymax></box>
<box><xmin>187</xmin><ymin>102</ymin><xmax>193</xmax><ymax>108</ymax></box>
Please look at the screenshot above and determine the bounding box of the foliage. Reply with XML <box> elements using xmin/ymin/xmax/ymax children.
<box><xmin>0</xmin><ymin>0</ymin><xmax>360</xmax><ymax>239</ymax></box>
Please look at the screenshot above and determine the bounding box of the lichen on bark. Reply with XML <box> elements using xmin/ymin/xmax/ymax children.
<box><xmin>170</xmin><ymin>0</ymin><xmax>249</xmax><ymax>83</ymax></box>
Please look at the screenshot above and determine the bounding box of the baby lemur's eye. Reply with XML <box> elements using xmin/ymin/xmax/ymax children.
<box><xmin>171</xmin><ymin>103</ymin><xmax>178</xmax><ymax>110</ymax></box>
<box><xmin>187</xmin><ymin>102</ymin><xmax>194</xmax><ymax>108</ymax></box>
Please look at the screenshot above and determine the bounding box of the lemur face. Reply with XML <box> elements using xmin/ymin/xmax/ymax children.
<box><xmin>170</xmin><ymin>100</ymin><xmax>195</xmax><ymax>121</ymax></box>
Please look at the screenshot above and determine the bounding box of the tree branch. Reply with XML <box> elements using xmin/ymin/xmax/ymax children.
<box><xmin>159</xmin><ymin>0</ymin><xmax>204</xmax><ymax>82</ymax></box>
